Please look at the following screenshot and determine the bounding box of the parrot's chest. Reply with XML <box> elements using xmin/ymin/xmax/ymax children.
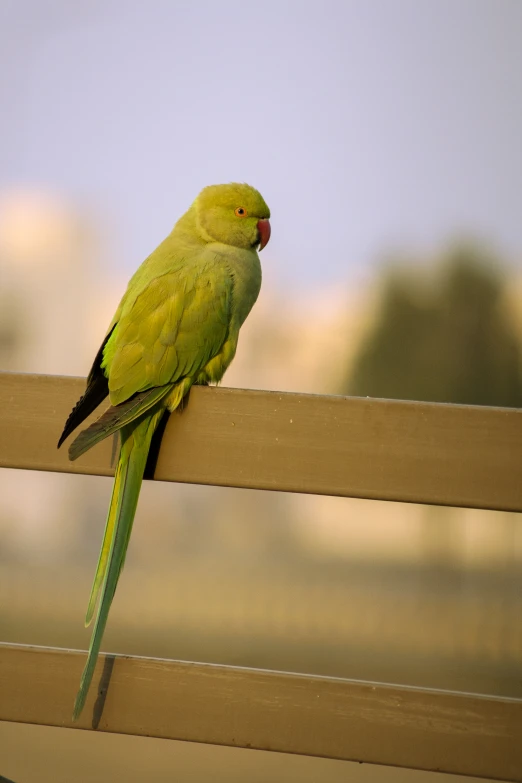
<box><xmin>221</xmin><ymin>247</ymin><xmax>262</xmax><ymax>329</ymax></box>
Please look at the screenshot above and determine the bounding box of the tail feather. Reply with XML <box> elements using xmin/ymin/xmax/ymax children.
<box><xmin>84</xmin><ymin>456</ymin><xmax>124</xmax><ymax>627</ymax></box>
<box><xmin>72</xmin><ymin>406</ymin><xmax>165</xmax><ymax>721</ymax></box>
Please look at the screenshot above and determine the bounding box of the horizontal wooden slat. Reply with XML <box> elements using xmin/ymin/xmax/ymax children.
<box><xmin>1</xmin><ymin>372</ymin><xmax>521</xmax><ymax>511</ymax></box>
<box><xmin>1</xmin><ymin>643</ymin><xmax>521</xmax><ymax>781</ymax></box>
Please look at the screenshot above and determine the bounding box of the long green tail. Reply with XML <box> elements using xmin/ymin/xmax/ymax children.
<box><xmin>72</xmin><ymin>406</ymin><xmax>165</xmax><ymax>721</ymax></box>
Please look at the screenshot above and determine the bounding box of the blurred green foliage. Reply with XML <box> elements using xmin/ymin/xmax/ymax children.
<box><xmin>347</xmin><ymin>244</ymin><xmax>522</xmax><ymax>407</ymax></box>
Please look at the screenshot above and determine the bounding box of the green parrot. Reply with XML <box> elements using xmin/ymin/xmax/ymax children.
<box><xmin>58</xmin><ymin>182</ymin><xmax>271</xmax><ymax>720</ymax></box>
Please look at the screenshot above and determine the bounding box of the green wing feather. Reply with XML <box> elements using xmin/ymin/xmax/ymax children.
<box><xmin>104</xmin><ymin>256</ymin><xmax>232</xmax><ymax>404</ymax></box>
<box><xmin>68</xmin><ymin>385</ymin><xmax>173</xmax><ymax>461</ymax></box>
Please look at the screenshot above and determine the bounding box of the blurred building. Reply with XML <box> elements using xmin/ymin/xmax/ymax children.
<box><xmin>0</xmin><ymin>188</ymin><xmax>116</xmax><ymax>556</ymax></box>
<box><xmin>0</xmin><ymin>189</ymin><xmax>102</xmax><ymax>374</ymax></box>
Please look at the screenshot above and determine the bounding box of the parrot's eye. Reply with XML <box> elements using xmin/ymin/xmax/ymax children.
<box><xmin>234</xmin><ymin>207</ymin><xmax>248</xmax><ymax>217</ymax></box>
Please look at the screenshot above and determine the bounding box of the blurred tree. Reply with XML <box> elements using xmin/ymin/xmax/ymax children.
<box><xmin>347</xmin><ymin>244</ymin><xmax>522</xmax><ymax>407</ymax></box>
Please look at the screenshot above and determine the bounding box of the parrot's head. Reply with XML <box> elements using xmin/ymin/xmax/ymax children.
<box><xmin>195</xmin><ymin>183</ymin><xmax>271</xmax><ymax>251</ymax></box>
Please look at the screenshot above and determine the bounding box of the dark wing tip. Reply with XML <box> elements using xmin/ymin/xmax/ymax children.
<box><xmin>58</xmin><ymin>325</ymin><xmax>115</xmax><ymax>449</ymax></box>
<box><xmin>57</xmin><ymin>403</ymin><xmax>82</xmax><ymax>449</ymax></box>
<box><xmin>57</xmin><ymin>392</ymin><xmax>90</xmax><ymax>449</ymax></box>
<box><xmin>58</xmin><ymin>403</ymin><xmax>83</xmax><ymax>448</ymax></box>
<box><xmin>57</xmin><ymin>374</ymin><xmax>110</xmax><ymax>450</ymax></box>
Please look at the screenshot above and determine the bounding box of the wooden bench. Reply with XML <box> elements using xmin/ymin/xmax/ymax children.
<box><xmin>1</xmin><ymin>372</ymin><xmax>521</xmax><ymax>781</ymax></box>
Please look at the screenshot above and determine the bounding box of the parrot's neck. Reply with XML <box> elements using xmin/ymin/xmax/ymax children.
<box><xmin>170</xmin><ymin>204</ymin><xmax>207</xmax><ymax>248</ymax></box>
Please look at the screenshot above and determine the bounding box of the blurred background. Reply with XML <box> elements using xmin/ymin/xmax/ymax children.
<box><xmin>1</xmin><ymin>1</ymin><xmax>521</xmax><ymax>781</ymax></box>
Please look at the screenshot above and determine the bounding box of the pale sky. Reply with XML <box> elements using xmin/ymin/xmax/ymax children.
<box><xmin>1</xmin><ymin>0</ymin><xmax>521</xmax><ymax>288</ymax></box>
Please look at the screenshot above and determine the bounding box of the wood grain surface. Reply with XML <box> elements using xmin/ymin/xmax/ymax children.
<box><xmin>1</xmin><ymin>643</ymin><xmax>521</xmax><ymax>781</ymax></box>
<box><xmin>1</xmin><ymin>371</ymin><xmax>521</xmax><ymax>511</ymax></box>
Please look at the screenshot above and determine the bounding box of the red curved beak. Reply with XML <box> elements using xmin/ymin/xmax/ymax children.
<box><xmin>257</xmin><ymin>219</ymin><xmax>271</xmax><ymax>251</ymax></box>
